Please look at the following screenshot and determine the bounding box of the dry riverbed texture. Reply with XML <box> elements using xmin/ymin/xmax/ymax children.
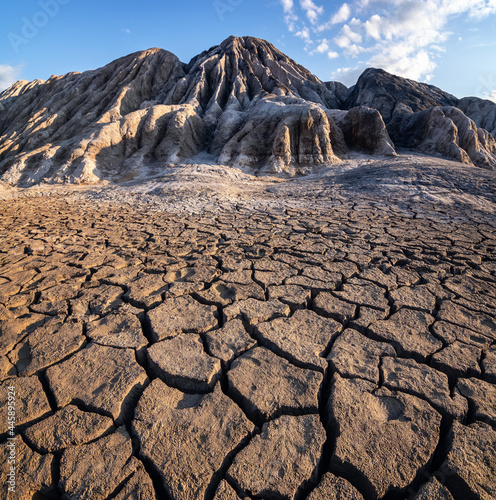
<box><xmin>0</xmin><ymin>156</ymin><xmax>495</xmax><ymax>500</ymax></box>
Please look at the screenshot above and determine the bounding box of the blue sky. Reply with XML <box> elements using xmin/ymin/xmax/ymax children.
<box><xmin>0</xmin><ymin>0</ymin><xmax>495</xmax><ymax>102</ymax></box>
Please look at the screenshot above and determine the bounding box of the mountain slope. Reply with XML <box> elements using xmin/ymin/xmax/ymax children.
<box><xmin>345</xmin><ymin>68</ymin><xmax>459</xmax><ymax>123</ymax></box>
<box><xmin>0</xmin><ymin>37</ymin><xmax>495</xmax><ymax>186</ymax></box>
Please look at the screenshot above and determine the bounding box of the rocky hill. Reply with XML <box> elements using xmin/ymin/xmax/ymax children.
<box><xmin>0</xmin><ymin>36</ymin><xmax>495</xmax><ymax>185</ymax></box>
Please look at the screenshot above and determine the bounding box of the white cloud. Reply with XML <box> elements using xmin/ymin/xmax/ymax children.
<box><xmin>331</xmin><ymin>3</ymin><xmax>351</xmax><ymax>24</ymax></box>
<box><xmin>368</xmin><ymin>47</ymin><xmax>437</xmax><ymax>81</ymax></box>
<box><xmin>330</xmin><ymin>66</ymin><xmax>364</xmax><ymax>86</ymax></box>
<box><xmin>280</xmin><ymin>0</ymin><xmax>299</xmax><ymax>31</ymax></box>
<box><xmin>122</xmin><ymin>28</ymin><xmax>131</xmax><ymax>35</ymax></box>
<box><xmin>279</xmin><ymin>0</ymin><xmax>496</xmax><ymax>85</ymax></box>
<box><xmin>327</xmin><ymin>51</ymin><xmax>340</xmax><ymax>59</ymax></box>
<box><xmin>311</xmin><ymin>38</ymin><xmax>330</xmax><ymax>54</ymax></box>
<box><xmin>300</xmin><ymin>0</ymin><xmax>324</xmax><ymax>24</ymax></box>
<box><xmin>484</xmin><ymin>90</ymin><xmax>496</xmax><ymax>103</ymax></box>
<box><xmin>281</xmin><ymin>0</ymin><xmax>294</xmax><ymax>13</ymax></box>
<box><xmin>295</xmin><ymin>26</ymin><xmax>313</xmax><ymax>44</ymax></box>
<box><xmin>0</xmin><ymin>65</ymin><xmax>21</xmax><ymax>92</ymax></box>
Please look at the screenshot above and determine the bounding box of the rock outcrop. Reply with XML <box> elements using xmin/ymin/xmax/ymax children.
<box><xmin>1</xmin><ymin>37</ymin><xmax>495</xmax><ymax>184</ymax></box>
<box><xmin>345</xmin><ymin>68</ymin><xmax>459</xmax><ymax>123</ymax></box>
<box><xmin>0</xmin><ymin>37</ymin><xmax>350</xmax><ymax>183</ymax></box>
<box><xmin>346</xmin><ymin>68</ymin><xmax>496</xmax><ymax>169</ymax></box>
<box><xmin>388</xmin><ymin>106</ymin><xmax>496</xmax><ymax>169</ymax></box>
<box><xmin>458</xmin><ymin>96</ymin><xmax>496</xmax><ymax>136</ymax></box>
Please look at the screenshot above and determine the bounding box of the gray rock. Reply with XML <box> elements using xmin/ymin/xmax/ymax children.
<box><xmin>147</xmin><ymin>333</ymin><xmax>221</xmax><ymax>392</ymax></box>
<box><xmin>227</xmin><ymin>347</ymin><xmax>323</xmax><ymax>423</ymax></box>
<box><xmin>328</xmin><ymin>374</ymin><xmax>441</xmax><ymax>499</ymax></box>
<box><xmin>388</xmin><ymin>106</ymin><xmax>496</xmax><ymax>169</ymax></box>
<box><xmin>325</xmin><ymin>80</ymin><xmax>350</xmax><ymax>107</ymax></box>
<box><xmin>133</xmin><ymin>379</ymin><xmax>254</xmax><ymax>500</ymax></box>
<box><xmin>254</xmin><ymin>309</ymin><xmax>342</xmax><ymax>371</ymax></box>
<box><xmin>59</xmin><ymin>426</ymin><xmax>139</xmax><ymax>500</ymax></box>
<box><xmin>345</xmin><ymin>68</ymin><xmax>458</xmax><ymax>123</ymax></box>
<box><xmin>227</xmin><ymin>414</ymin><xmax>326</xmax><ymax>499</ymax></box>
<box><xmin>24</xmin><ymin>405</ymin><xmax>113</xmax><ymax>453</ymax></box>
<box><xmin>147</xmin><ymin>295</ymin><xmax>218</xmax><ymax>341</ymax></box>
<box><xmin>443</xmin><ymin>421</ymin><xmax>496</xmax><ymax>500</ymax></box>
<box><xmin>458</xmin><ymin>96</ymin><xmax>496</xmax><ymax>137</ymax></box>
<box><xmin>330</xmin><ymin>106</ymin><xmax>396</xmax><ymax>156</ymax></box>
<box><xmin>46</xmin><ymin>343</ymin><xmax>147</xmax><ymax>422</ymax></box>
<box><xmin>328</xmin><ymin>329</ymin><xmax>396</xmax><ymax>383</ymax></box>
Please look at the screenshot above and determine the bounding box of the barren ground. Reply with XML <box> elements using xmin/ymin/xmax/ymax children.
<box><xmin>1</xmin><ymin>154</ymin><xmax>495</xmax><ymax>500</ymax></box>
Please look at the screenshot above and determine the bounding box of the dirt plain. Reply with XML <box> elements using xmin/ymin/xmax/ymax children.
<box><xmin>0</xmin><ymin>154</ymin><xmax>495</xmax><ymax>500</ymax></box>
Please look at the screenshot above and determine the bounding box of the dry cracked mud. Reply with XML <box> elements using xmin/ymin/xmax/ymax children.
<box><xmin>1</xmin><ymin>161</ymin><xmax>496</xmax><ymax>500</ymax></box>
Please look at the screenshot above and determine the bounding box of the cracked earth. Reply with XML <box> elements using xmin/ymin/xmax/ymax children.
<box><xmin>0</xmin><ymin>157</ymin><xmax>496</xmax><ymax>500</ymax></box>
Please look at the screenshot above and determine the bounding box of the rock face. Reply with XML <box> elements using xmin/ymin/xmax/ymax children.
<box><xmin>458</xmin><ymin>96</ymin><xmax>496</xmax><ymax>136</ymax></box>
<box><xmin>329</xmin><ymin>107</ymin><xmax>396</xmax><ymax>156</ymax></box>
<box><xmin>345</xmin><ymin>68</ymin><xmax>496</xmax><ymax>169</ymax></box>
<box><xmin>1</xmin><ymin>37</ymin><xmax>495</xmax><ymax>184</ymax></box>
<box><xmin>345</xmin><ymin>68</ymin><xmax>459</xmax><ymax>122</ymax></box>
<box><xmin>0</xmin><ymin>36</ymin><xmax>347</xmax><ymax>182</ymax></box>
<box><xmin>388</xmin><ymin>106</ymin><xmax>496</xmax><ymax>169</ymax></box>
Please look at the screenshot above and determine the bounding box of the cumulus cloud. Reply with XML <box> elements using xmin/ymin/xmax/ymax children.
<box><xmin>485</xmin><ymin>90</ymin><xmax>496</xmax><ymax>103</ymax></box>
<box><xmin>0</xmin><ymin>65</ymin><xmax>21</xmax><ymax>92</ymax></box>
<box><xmin>310</xmin><ymin>38</ymin><xmax>330</xmax><ymax>54</ymax></box>
<box><xmin>278</xmin><ymin>0</ymin><xmax>496</xmax><ymax>84</ymax></box>
<box><xmin>300</xmin><ymin>0</ymin><xmax>324</xmax><ymax>24</ymax></box>
<box><xmin>295</xmin><ymin>26</ymin><xmax>313</xmax><ymax>44</ymax></box>
<box><xmin>327</xmin><ymin>51</ymin><xmax>340</xmax><ymax>59</ymax></box>
<box><xmin>280</xmin><ymin>0</ymin><xmax>299</xmax><ymax>31</ymax></box>
<box><xmin>281</xmin><ymin>0</ymin><xmax>294</xmax><ymax>12</ymax></box>
<box><xmin>331</xmin><ymin>3</ymin><xmax>351</xmax><ymax>24</ymax></box>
